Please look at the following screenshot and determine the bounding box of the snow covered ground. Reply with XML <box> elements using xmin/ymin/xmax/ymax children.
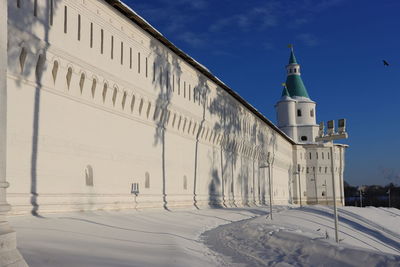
<box><xmin>9</xmin><ymin>206</ymin><xmax>400</xmax><ymax>266</ymax></box>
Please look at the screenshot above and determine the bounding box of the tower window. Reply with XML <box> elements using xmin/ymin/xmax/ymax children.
<box><xmin>297</xmin><ymin>109</ymin><xmax>302</xmax><ymax>117</ymax></box>
<box><xmin>310</xmin><ymin>109</ymin><xmax>314</xmax><ymax>117</ymax></box>
<box><xmin>294</xmin><ymin>68</ymin><xmax>297</xmax><ymax>73</ymax></box>
<box><xmin>301</xmin><ymin>136</ymin><xmax>308</xmax><ymax>141</ymax></box>
<box><xmin>289</xmin><ymin>69</ymin><xmax>292</xmax><ymax>73</ymax></box>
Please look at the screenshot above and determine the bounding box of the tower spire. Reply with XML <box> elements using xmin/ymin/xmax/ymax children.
<box><xmin>288</xmin><ymin>44</ymin><xmax>297</xmax><ymax>64</ymax></box>
<box><xmin>285</xmin><ymin>46</ymin><xmax>309</xmax><ymax>98</ymax></box>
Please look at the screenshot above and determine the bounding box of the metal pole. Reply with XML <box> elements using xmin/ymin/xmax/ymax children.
<box><xmin>313</xmin><ymin>168</ymin><xmax>318</xmax><ymax>204</ymax></box>
<box><xmin>330</xmin><ymin>144</ymin><xmax>339</xmax><ymax>243</ymax></box>
<box><xmin>298</xmin><ymin>170</ymin><xmax>302</xmax><ymax>207</ymax></box>
<box><xmin>360</xmin><ymin>189</ymin><xmax>362</xmax><ymax>207</ymax></box>
<box><xmin>268</xmin><ymin>163</ymin><xmax>273</xmax><ymax>220</ymax></box>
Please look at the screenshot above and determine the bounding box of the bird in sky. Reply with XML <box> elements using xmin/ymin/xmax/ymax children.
<box><xmin>383</xmin><ymin>60</ymin><xmax>389</xmax><ymax>66</ymax></box>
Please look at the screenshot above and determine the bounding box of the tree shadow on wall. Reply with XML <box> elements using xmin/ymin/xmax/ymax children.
<box><xmin>208</xmin><ymin>90</ymin><xmax>242</xmax><ymax>207</ymax></box>
<box><xmin>208</xmin><ymin>168</ymin><xmax>222</xmax><ymax>208</ymax></box>
<box><xmin>192</xmin><ymin>74</ymin><xmax>210</xmax><ymax>209</ymax></box>
<box><xmin>7</xmin><ymin>0</ymin><xmax>63</xmax><ymax>217</ymax></box>
<box><xmin>150</xmin><ymin>39</ymin><xmax>182</xmax><ymax>211</ymax></box>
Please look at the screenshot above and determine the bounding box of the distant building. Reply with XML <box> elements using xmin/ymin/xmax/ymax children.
<box><xmin>276</xmin><ymin>48</ymin><xmax>347</xmax><ymax>205</ymax></box>
<box><xmin>0</xmin><ymin>1</ymin><xmax>347</xmax><ymax>265</ymax></box>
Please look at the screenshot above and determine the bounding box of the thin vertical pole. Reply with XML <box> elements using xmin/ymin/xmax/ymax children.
<box><xmin>330</xmin><ymin>144</ymin><xmax>339</xmax><ymax>243</ymax></box>
<box><xmin>268</xmin><ymin>163</ymin><xmax>273</xmax><ymax>220</ymax></box>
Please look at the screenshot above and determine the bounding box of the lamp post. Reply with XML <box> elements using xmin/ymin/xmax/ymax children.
<box><xmin>293</xmin><ymin>164</ymin><xmax>302</xmax><ymax>207</ymax></box>
<box><xmin>359</xmin><ymin>187</ymin><xmax>363</xmax><ymax>207</ymax></box>
<box><xmin>259</xmin><ymin>152</ymin><xmax>273</xmax><ymax>220</ymax></box>
<box><xmin>315</xmin><ymin>119</ymin><xmax>348</xmax><ymax>244</ymax></box>
<box><xmin>312</xmin><ymin>167</ymin><xmax>318</xmax><ymax>204</ymax></box>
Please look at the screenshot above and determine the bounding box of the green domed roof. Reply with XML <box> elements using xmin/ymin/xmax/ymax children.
<box><xmin>285</xmin><ymin>74</ymin><xmax>309</xmax><ymax>98</ymax></box>
<box><xmin>281</xmin><ymin>85</ymin><xmax>290</xmax><ymax>97</ymax></box>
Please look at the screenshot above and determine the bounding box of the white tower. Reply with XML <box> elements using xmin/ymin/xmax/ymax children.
<box><xmin>276</xmin><ymin>47</ymin><xmax>319</xmax><ymax>143</ymax></box>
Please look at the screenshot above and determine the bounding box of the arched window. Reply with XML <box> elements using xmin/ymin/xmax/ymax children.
<box><xmin>130</xmin><ymin>95</ymin><xmax>136</xmax><ymax>112</ymax></box>
<box><xmin>85</xmin><ymin>165</ymin><xmax>94</xmax><ymax>186</ymax></box>
<box><xmin>91</xmin><ymin>79</ymin><xmax>97</xmax><ymax>98</ymax></box>
<box><xmin>102</xmin><ymin>83</ymin><xmax>108</xmax><ymax>103</ymax></box>
<box><xmin>19</xmin><ymin>47</ymin><xmax>27</xmax><ymax>73</ymax></box>
<box><xmin>66</xmin><ymin>67</ymin><xmax>72</xmax><ymax>89</ymax></box>
<box><xmin>138</xmin><ymin>98</ymin><xmax>143</xmax><ymax>115</ymax></box>
<box><xmin>297</xmin><ymin>109</ymin><xmax>302</xmax><ymax>117</ymax></box>
<box><xmin>121</xmin><ymin>91</ymin><xmax>127</xmax><ymax>109</ymax></box>
<box><xmin>310</xmin><ymin>109</ymin><xmax>314</xmax><ymax>117</ymax></box>
<box><xmin>145</xmin><ymin>172</ymin><xmax>150</xmax><ymax>189</ymax></box>
<box><xmin>183</xmin><ymin>175</ymin><xmax>187</xmax><ymax>190</ymax></box>
<box><xmin>52</xmin><ymin>61</ymin><xmax>59</xmax><ymax>83</ymax></box>
<box><xmin>35</xmin><ymin>54</ymin><xmax>45</xmax><ymax>82</ymax></box>
<box><xmin>79</xmin><ymin>73</ymin><xmax>85</xmax><ymax>94</ymax></box>
<box><xmin>112</xmin><ymin>87</ymin><xmax>118</xmax><ymax>106</ymax></box>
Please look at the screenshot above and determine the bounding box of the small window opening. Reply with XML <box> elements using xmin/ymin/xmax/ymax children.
<box><xmin>111</xmin><ymin>36</ymin><xmax>114</xmax><ymax>59</ymax></box>
<box><xmin>102</xmin><ymin>84</ymin><xmax>108</xmax><ymax>103</ymax></box>
<box><xmin>33</xmin><ymin>0</ymin><xmax>38</xmax><ymax>17</ymax></box>
<box><xmin>121</xmin><ymin>91</ymin><xmax>127</xmax><ymax>109</ymax></box>
<box><xmin>19</xmin><ymin>47</ymin><xmax>27</xmax><ymax>73</ymax></box>
<box><xmin>50</xmin><ymin>0</ymin><xmax>54</xmax><ymax>25</ymax></box>
<box><xmin>91</xmin><ymin>79</ymin><xmax>97</xmax><ymax>98</ymax></box>
<box><xmin>138</xmin><ymin>98</ymin><xmax>143</xmax><ymax>115</ymax></box>
<box><xmin>310</xmin><ymin>109</ymin><xmax>314</xmax><ymax>117</ymax></box>
<box><xmin>145</xmin><ymin>172</ymin><xmax>150</xmax><ymax>188</ymax></box>
<box><xmin>66</xmin><ymin>67</ymin><xmax>72</xmax><ymax>89</ymax></box>
<box><xmin>129</xmin><ymin>48</ymin><xmax>132</xmax><ymax>69</ymax></box>
<box><xmin>138</xmin><ymin>52</ymin><xmax>141</xmax><ymax>73</ymax></box>
<box><xmin>64</xmin><ymin>6</ymin><xmax>68</xmax><ymax>33</ymax></box>
<box><xmin>145</xmin><ymin>57</ymin><xmax>148</xmax><ymax>77</ymax></box>
<box><xmin>85</xmin><ymin>165</ymin><xmax>94</xmax><ymax>186</ymax></box>
<box><xmin>183</xmin><ymin>175</ymin><xmax>187</xmax><ymax>190</ymax></box>
<box><xmin>146</xmin><ymin>102</ymin><xmax>151</xmax><ymax>118</ymax></box>
<box><xmin>130</xmin><ymin>95</ymin><xmax>136</xmax><ymax>112</ymax></box>
<box><xmin>90</xmin><ymin>23</ymin><xmax>93</xmax><ymax>48</ymax></box>
<box><xmin>301</xmin><ymin>136</ymin><xmax>307</xmax><ymax>141</ymax></box>
<box><xmin>35</xmin><ymin>54</ymin><xmax>45</xmax><ymax>82</ymax></box>
<box><xmin>100</xmin><ymin>29</ymin><xmax>104</xmax><ymax>54</ymax></box>
<box><xmin>297</xmin><ymin>109</ymin><xmax>302</xmax><ymax>117</ymax></box>
<box><xmin>309</xmin><ymin>152</ymin><xmax>312</xmax><ymax>159</ymax></box>
<box><xmin>52</xmin><ymin>61</ymin><xmax>59</xmax><ymax>83</ymax></box>
<box><xmin>79</xmin><ymin>73</ymin><xmax>85</xmax><ymax>94</ymax></box>
<box><xmin>120</xmin><ymin>42</ymin><xmax>124</xmax><ymax>65</ymax></box>
<box><xmin>112</xmin><ymin>88</ymin><xmax>118</xmax><ymax>106</ymax></box>
<box><xmin>77</xmin><ymin>14</ymin><xmax>81</xmax><ymax>41</ymax></box>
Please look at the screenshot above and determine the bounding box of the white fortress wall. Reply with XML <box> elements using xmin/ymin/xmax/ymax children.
<box><xmin>6</xmin><ymin>0</ymin><xmax>295</xmax><ymax>214</ymax></box>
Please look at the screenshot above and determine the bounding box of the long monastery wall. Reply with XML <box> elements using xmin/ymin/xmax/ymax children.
<box><xmin>6</xmin><ymin>0</ymin><xmax>294</xmax><ymax>214</ymax></box>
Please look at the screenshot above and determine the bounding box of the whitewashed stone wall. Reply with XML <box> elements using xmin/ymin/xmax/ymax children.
<box><xmin>6</xmin><ymin>0</ymin><xmax>296</xmax><ymax>215</ymax></box>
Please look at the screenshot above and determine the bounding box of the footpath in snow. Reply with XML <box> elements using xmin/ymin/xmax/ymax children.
<box><xmin>204</xmin><ymin>205</ymin><xmax>400</xmax><ymax>266</ymax></box>
<box><xmin>9</xmin><ymin>205</ymin><xmax>400</xmax><ymax>266</ymax></box>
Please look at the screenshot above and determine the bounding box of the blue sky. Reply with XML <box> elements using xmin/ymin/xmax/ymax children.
<box><xmin>125</xmin><ymin>0</ymin><xmax>400</xmax><ymax>186</ymax></box>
